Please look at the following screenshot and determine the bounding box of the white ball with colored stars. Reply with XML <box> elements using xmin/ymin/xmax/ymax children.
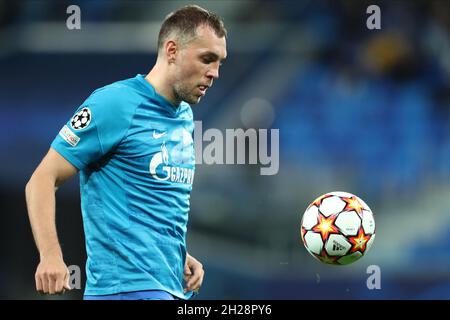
<box><xmin>301</xmin><ymin>191</ymin><xmax>375</xmax><ymax>265</ymax></box>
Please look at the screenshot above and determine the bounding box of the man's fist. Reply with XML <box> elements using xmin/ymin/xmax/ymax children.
<box><xmin>35</xmin><ymin>255</ymin><xmax>72</xmax><ymax>295</ymax></box>
<box><xmin>184</xmin><ymin>253</ymin><xmax>204</xmax><ymax>294</ymax></box>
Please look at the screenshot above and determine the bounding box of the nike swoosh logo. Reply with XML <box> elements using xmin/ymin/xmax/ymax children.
<box><xmin>153</xmin><ymin>130</ymin><xmax>167</xmax><ymax>139</ymax></box>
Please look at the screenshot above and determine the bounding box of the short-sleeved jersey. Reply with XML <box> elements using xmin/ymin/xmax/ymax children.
<box><xmin>51</xmin><ymin>74</ymin><xmax>195</xmax><ymax>299</ymax></box>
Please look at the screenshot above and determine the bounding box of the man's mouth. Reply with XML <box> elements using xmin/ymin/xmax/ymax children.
<box><xmin>198</xmin><ymin>85</ymin><xmax>209</xmax><ymax>96</ymax></box>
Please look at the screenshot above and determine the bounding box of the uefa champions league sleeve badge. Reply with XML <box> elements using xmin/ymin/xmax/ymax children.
<box><xmin>71</xmin><ymin>108</ymin><xmax>92</xmax><ymax>130</ymax></box>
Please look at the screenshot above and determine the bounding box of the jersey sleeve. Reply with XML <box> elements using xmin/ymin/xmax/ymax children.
<box><xmin>51</xmin><ymin>86</ymin><xmax>134</xmax><ymax>170</ymax></box>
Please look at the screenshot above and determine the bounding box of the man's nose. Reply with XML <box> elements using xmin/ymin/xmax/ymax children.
<box><xmin>206</xmin><ymin>66</ymin><xmax>219</xmax><ymax>80</ymax></box>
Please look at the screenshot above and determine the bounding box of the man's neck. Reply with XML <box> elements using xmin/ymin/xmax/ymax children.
<box><xmin>145</xmin><ymin>65</ymin><xmax>180</xmax><ymax>106</ymax></box>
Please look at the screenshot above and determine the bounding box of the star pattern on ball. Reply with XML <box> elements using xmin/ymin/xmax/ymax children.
<box><xmin>310</xmin><ymin>194</ymin><xmax>333</xmax><ymax>208</ymax></box>
<box><xmin>342</xmin><ymin>195</ymin><xmax>365</xmax><ymax>216</ymax></box>
<box><xmin>300</xmin><ymin>227</ymin><xmax>307</xmax><ymax>242</ymax></box>
<box><xmin>348</xmin><ymin>228</ymin><xmax>371</xmax><ymax>254</ymax></box>
<box><xmin>312</xmin><ymin>212</ymin><xmax>339</xmax><ymax>242</ymax></box>
<box><xmin>301</xmin><ymin>192</ymin><xmax>375</xmax><ymax>266</ymax></box>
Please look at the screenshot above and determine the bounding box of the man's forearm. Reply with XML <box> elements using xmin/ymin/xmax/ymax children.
<box><xmin>25</xmin><ymin>174</ymin><xmax>62</xmax><ymax>259</ymax></box>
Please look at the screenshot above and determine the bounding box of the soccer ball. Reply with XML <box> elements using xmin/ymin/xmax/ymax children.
<box><xmin>71</xmin><ymin>107</ymin><xmax>91</xmax><ymax>130</ymax></box>
<box><xmin>300</xmin><ymin>191</ymin><xmax>375</xmax><ymax>265</ymax></box>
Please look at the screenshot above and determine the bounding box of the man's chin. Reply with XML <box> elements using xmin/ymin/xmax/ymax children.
<box><xmin>185</xmin><ymin>96</ymin><xmax>202</xmax><ymax>105</ymax></box>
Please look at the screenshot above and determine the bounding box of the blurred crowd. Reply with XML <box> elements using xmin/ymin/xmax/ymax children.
<box><xmin>274</xmin><ymin>1</ymin><xmax>450</xmax><ymax>199</ymax></box>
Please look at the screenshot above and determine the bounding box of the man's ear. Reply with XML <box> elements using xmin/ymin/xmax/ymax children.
<box><xmin>165</xmin><ymin>40</ymin><xmax>177</xmax><ymax>63</ymax></box>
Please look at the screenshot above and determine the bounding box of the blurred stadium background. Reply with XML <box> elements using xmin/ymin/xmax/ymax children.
<box><xmin>1</xmin><ymin>0</ymin><xmax>449</xmax><ymax>299</ymax></box>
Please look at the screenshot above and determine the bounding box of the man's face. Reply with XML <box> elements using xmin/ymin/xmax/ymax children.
<box><xmin>172</xmin><ymin>25</ymin><xmax>227</xmax><ymax>104</ymax></box>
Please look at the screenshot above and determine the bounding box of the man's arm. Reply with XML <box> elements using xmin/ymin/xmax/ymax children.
<box><xmin>25</xmin><ymin>148</ymin><xmax>78</xmax><ymax>295</ymax></box>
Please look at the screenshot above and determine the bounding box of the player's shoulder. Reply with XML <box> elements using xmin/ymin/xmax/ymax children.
<box><xmin>82</xmin><ymin>76</ymin><xmax>143</xmax><ymax>118</ymax></box>
<box><xmin>89</xmin><ymin>77</ymin><xmax>141</xmax><ymax>104</ymax></box>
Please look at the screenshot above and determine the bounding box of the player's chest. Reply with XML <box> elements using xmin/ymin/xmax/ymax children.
<box><xmin>117</xmin><ymin>114</ymin><xmax>195</xmax><ymax>166</ymax></box>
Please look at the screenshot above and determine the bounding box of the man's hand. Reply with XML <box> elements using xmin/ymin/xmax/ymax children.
<box><xmin>35</xmin><ymin>255</ymin><xmax>72</xmax><ymax>295</ymax></box>
<box><xmin>183</xmin><ymin>253</ymin><xmax>204</xmax><ymax>294</ymax></box>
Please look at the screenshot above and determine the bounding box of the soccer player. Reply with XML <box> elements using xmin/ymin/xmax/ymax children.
<box><xmin>25</xmin><ymin>5</ymin><xmax>227</xmax><ymax>300</ymax></box>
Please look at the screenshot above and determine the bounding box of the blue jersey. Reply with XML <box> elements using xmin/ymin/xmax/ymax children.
<box><xmin>51</xmin><ymin>74</ymin><xmax>195</xmax><ymax>299</ymax></box>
